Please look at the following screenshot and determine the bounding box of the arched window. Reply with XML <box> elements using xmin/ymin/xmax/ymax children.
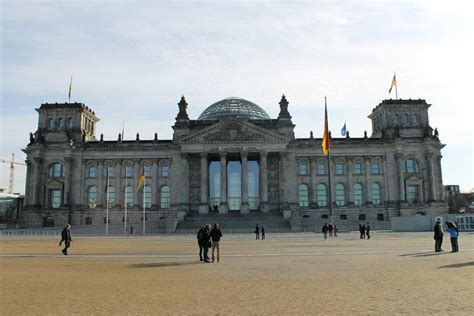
<box><xmin>392</xmin><ymin>114</ymin><xmax>399</xmax><ymax>125</ymax></box>
<box><xmin>402</xmin><ymin>113</ymin><xmax>408</xmax><ymax>126</ymax></box>
<box><xmin>405</xmin><ymin>159</ymin><xmax>420</xmax><ymax>173</ymax></box>
<box><xmin>87</xmin><ymin>186</ymin><xmax>97</xmax><ymax>209</ymax></box>
<box><xmin>48</xmin><ymin>117</ymin><xmax>55</xmax><ymax>128</ymax></box>
<box><xmin>298</xmin><ymin>184</ymin><xmax>309</xmax><ymax>207</ymax></box>
<box><xmin>316</xmin><ymin>184</ymin><xmax>327</xmax><ymax>207</ymax></box>
<box><xmin>58</xmin><ymin>117</ymin><xmax>64</xmax><ymax>128</ymax></box>
<box><xmin>144</xmin><ymin>185</ymin><xmax>152</xmax><ymax>208</ymax></box>
<box><xmin>107</xmin><ymin>186</ymin><xmax>116</xmax><ymax>207</ymax></box>
<box><xmin>125</xmin><ymin>186</ymin><xmax>133</xmax><ymax>207</ymax></box>
<box><xmin>354</xmin><ymin>183</ymin><xmax>363</xmax><ymax>206</ymax></box>
<box><xmin>372</xmin><ymin>183</ymin><xmax>381</xmax><ymax>205</ymax></box>
<box><xmin>412</xmin><ymin>114</ymin><xmax>418</xmax><ymax>125</ymax></box>
<box><xmin>68</xmin><ymin>117</ymin><xmax>74</xmax><ymax>128</ymax></box>
<box><xmin>160</xmin><ymin>186</ymin><xmax>170</xmax><ymax>208</ymax></box>
<box><xmin>335</xmin><ymin>183</ymin><xmax>345</xmax><ymax>206</ymax></box>
<box><xmin>48</xmin><ymin>163</ymin><xmax>63</xmax><ymax>177</ymax></box>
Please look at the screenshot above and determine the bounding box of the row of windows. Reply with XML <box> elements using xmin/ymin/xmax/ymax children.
<box><xmin>47</xmin><ymin>117</ymin><xmax>74</xmax><ymax>129</ymax></box>
<box><xmin>391</xmin><ymin>113</ymin><xmax>418</xmax><ymax>127</ymax></box>
<box><xmin>87</xmin><ymin>185</ymin><xmax>170</xmax><ymax>209</ymax></box>
<box><xmin>47</xmin><ymin>186</ymin><xmax>171</xmax><ymax>209</ymax></box>
<box><xmin>47</xmin><ymin>163</ymin><xmax>170</xmax><ymax>178</ymax></box>
<box><xmin>298</xmin><ymin>162</ymin><xmax>381</xmax><ymax>176</ymax></box>
<box><xmin>298</xmin><ymin>183</ymin><xmax>382</xmax><ymax>207</ymax></box>
<box><xmin>88</xmin><ymin>164</ymin><xmax>169</xmax><ymax>178</ymax></box>
<box><xmin>315</xmin><ymin>213</ymin><xmax>385</xmax><ymax>221</ymax></box>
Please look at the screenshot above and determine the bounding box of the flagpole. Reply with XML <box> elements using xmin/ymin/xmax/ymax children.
<box><xmin>324</xmin><ymin>97</ymin><xmax>334</xmax><ymax>222</ymax></box>
<box><xmin>106</xmin><ymin>172</ymin><xmax>109</xmax><ymax>236</ymax></box>
<box><xmin>394</xmin><ymin>72</ymin><xmax>398</xmax><ymax>100</ymax></box>
<box><xmin>68</xmin><ymin>75</ymin><xmax>73</xmax><ymax>103</ymax></box>
<box><xmin>124</xmin><ymin>173</ymin><xmax>128</xmax><ymax>235</ymax></box>
<box><xmin>142</xmin><ymin>175</ymin><xmax>146</xmax><ymax>235</ymax></box>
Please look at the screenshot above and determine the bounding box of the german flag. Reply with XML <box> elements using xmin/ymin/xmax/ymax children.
<box><xmin>136</xmin><ymin>169</ymin><xmax>145</xmax><ymax>191</ymax></box>
<box><xmin>322</xmin><ymin>98</ymin><xmax>330</xmax><ymax>156</ymax></box>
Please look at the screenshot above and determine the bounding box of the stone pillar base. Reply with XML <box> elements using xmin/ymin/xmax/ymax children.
<box><xmin>219</xmin><ymin>203</ymin><xmax>228</xmax><ymax>214</ymax></box>
<box><xmin>240</xmin><ymin>202</ymin><xmax>249</xmax><ymax>214</ymax></box>
<box><xmin>199</xmin><ymin>204</ymin><xmax>209</xmax><ymax>214</ymax></box>
<box><xmin>260</xmin><ymin>202</ymin><xmax>270</xmax><ymax>213</ymax></box>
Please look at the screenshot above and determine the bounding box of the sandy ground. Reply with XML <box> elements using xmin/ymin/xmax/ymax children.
<box><xmin>0</xmin><ymin>232</ymin><xmax>473</xmax><ymax>315</ymax></box>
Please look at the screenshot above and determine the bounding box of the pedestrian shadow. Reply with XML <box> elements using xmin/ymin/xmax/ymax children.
<box><xmin>438</xmin><ymin>262</ymin><xmax>474</xmax><ymax>269</ymax></box>
<box><xmin>130</xmin><ymin>261</ymin><xmax>202</xmax><ymax>269</ymax></box>
<box><xmin>399</xmin><ymin>251</ymin><xmax>448</xmax><ymax>257</ymax></box>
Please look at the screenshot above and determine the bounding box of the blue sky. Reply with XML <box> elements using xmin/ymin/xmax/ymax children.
<box><xmin>1</xmin><ymin>0</ymin><xmax>473</xmax><ymax>193</ymax></box>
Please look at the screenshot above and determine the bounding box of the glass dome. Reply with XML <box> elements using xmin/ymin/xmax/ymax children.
<box><xmin>197</xmin><ymin>97</ymin><xmax>270</xmax><ymax>120</ymax></box>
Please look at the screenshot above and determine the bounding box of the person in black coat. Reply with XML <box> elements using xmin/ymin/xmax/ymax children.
<box><xmin>433</xmin><ymin>217</ymin><xmax>444</xmax><ymax>252</ymax></box>
<box><xmin>59</xmin><ymin>224</ymin><xmax>73</xmax><ymax>255</ymax></box>
<box><xmin>255</xmin><ymin>224</ymin><xmax>260</xmax><ymax>240</ymax></box>
<box><xmin>210</xmin><ymin>223</ymin><xmax>223</xmax><ymax>263</ymax></box>
<box><xmin>261</xmin><ymin>224</ymin><xmax>266</xmax><ymax>240</ymax></box>
<box><xmin>197</xmin><ymin>225</ymin><xmax>208</xmax><ymax>262</ymax></box>
<box><xmin>322</xmin><ymin>223</ymin><xmax>329</xmax><ymax>239</ymax></box>
<box><xmin>366</xmin><ymin>223</ymin><xmax>371</xmax><ymax>239</ymax></box>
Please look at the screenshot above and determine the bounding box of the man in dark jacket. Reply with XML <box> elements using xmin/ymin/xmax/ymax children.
<box><xmin>366</xmin><ymin>223</ymin><xmax>371</xmax><ymax>239</ymax></box>
<box><xmin>197</xmin><ymin>224</ymin><xmax>211</xmax><ymax>262</ymax></box>
<box><xmin>433</xmin><ymin>217</ymin><xmax>444</xmax><ymax>252</ymax></box>
<box><xmin>210</xmin><ymin>223</ymin><xmax>223</xmax><ymax>263</ymax></box>
<box><xmin>59</xmin><ymin>224</ymin><xmax>72</xmax><ymax>255</ymax></box>
<box><xmin>322</xmin><ymin>223</ymin><xmax>329</xmax><ymax>239</ymax></box>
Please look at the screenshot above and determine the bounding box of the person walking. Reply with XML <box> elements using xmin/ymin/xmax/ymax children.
<box><xmin>359</xmin><ymin>224</ymin><xmax>365</xmax><ymax>239</ymax></box>
<box><xmin>333</xmin><ymin>224</ymin><xmax>338</xmax><ymax>237</ymax></box>
<box><xmin>197</xmin><ymin>225</ymin><xmax>210</xmax><ymax>262</ymax></box>
<box><xmin>261</xmin><ymin>224</ymin><xmax>265</xmax><ymax>240</ymax></box>
<box><xmin>255</xmin><ymin>224</ymin><xmax>260</xmax><ymax>240</ymax></box>
<box><xmin>210</xmin><ymin>223</ymin><xmax>223</xmax><ymax>263</ymax></box>
<box><xmin>59</xmin><ymin>224</ymin><xmax>73</xmax><ymax>255</ymax></box>
<box><xmin>433</xmin><ymin>217</ymin><xmax>444</xmax><ymax>252</ymax></box>
<box><xmin>446</xmin><ymin>221</ymin><xmax>459</xmax><ymax>252</ymax></box>
<box><xmin>366</xmin><ymin>222</ymin><xmax>371</xmax><ymax>239</ymax></box>
<box><xmin>328</xmin><ymin>223</ymin><xmax>333</xmax><ymax>237</ymax></box>
<box><xmin>322</xmin><ymin>223</ymin><xmax>329</xmax><ymax>240</ymax></box>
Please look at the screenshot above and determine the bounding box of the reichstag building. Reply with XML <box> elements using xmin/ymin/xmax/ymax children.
<box><xmin>22</xmin><ymin>95</ymin><xmax>447</xmax><ymax>233</ymax></box>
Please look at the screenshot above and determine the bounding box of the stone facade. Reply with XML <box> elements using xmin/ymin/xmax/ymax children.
<box><xmin>21</xmin><ymin>97</ymin><xmax>447</xmax><ymax>233</ymax></box>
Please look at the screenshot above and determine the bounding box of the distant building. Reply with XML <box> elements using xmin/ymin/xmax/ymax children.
<box><xmin>444</xmin><ymin>185</ymin><xmax>460</xmax><ymax>200</ymax></box>
<box><xmin>0</xmin><ymin>193</ymin><xmax>23</xmax><ymax>228</ymax></box>
<box><xmin>21</xmin><ymin>96</ymin><xmax>447</xmax><ymax>233</ymax></box>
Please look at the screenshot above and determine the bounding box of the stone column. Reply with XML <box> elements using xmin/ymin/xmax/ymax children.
<box><xmin>32</xmin><ymin>158</ymin><xmax>43</xmax><ymax>206</ymax></box>
<box><xmin>241</xmin><ymin>151</ymin><xmax>249</xmax><ymax>214</ymax></box>
<box><xmin>199</xmin><ymin>153</ymin><xmax>209</xmax><ymax>214</ymax></box>
<box><xmin>395</xmin><ymin>153</ymin><xmax>405</xmax><ymax>202</ymax></box>
<box><xmin>151</xmin><ymin>160</ymin><xmax>158</xmax><ymax>207</ymax></box>
<box><xmin>181</xmin><ymin>154</ymin><xmax>189</xmax><ymax>210</ymax></box>
<box><xmin>97</xmin><ymin>160</ymin><xmax>104</xmax><ymax>208</ymax></box>
<box><xmin>259</xmin><ymin>151</ymin><xmax>269</xmax><ymax>212</ymax></box>
<box><xmin>346</xmin><ymin>158</ymin><xmax>354</xmax><ymax>204</ymax></box>
<box><xmin>425</xmin><ymin>152</ymin><xmax>436</xmax><ymax>202</ymax></box>
<box><xmin>64</xmin><ymin>157</ymin><xmax>73</xmax><ymax>206</ymax></box>
<box><xmin>219</xmin><ymin>152</ymin><xmax>228</xmax><ymax>214</ymax></box>
<box><xmin>437</xmin><ymin>155</ymin><xmax>444</xmax><ymax>201</ymax></box>
<box><xmin>132</xmin><ymin>160</ymin><xmax>139</xmax><ymax>207</ymax></box>
<box><xmin>24</xmin><ymin>160</ymin><xmax>32</xmax><ymax>206</ymax></box>
<box><xmin>364</xmin><ymin>157</ymin><xmax>372</xmax><ymax>204</ymax></box>
<box><xmin>279</xmin><ymin>152</ymin><xmax>287</xmax><ymax>205</ymax></box>
<box><xmin>310</xmin><ymin>158</ymin><xmax>317</xmax><ymax>207</ymax></box>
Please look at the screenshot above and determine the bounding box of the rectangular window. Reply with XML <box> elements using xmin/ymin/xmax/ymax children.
<box><xmin>107</xmin><ymin>165</ymin><xmax>114</xmax><ymax>177</ymax></box>
<box><xmin>88</xmin><ymin>166</ymin><xmax>96</xmax><ymax>178</ymax></box>
<box><xmin>372</xmin><ymin>163</ymin><xmax>380</xmax><ymax>174</ymax></box>
<box><xmin>85</xmin><ymin>217</ymin><xmax>92</xmax><ymax>225</ymax></box>
<box><xmin>407</xmin><ymin>185</ymin><xmax>419</xmax><ymax>203</ymax></box>
<box><xmin>318</xmin><ymin>163</ymin><xmax>326</xmax><ymax>175</ymax></box>
<box><xmin>161</xmin><ymin>164</ymin><xmax>169</xmax><ymax>177</ymax></box>
<box><xmin>125</xmin><ymin>165</ymin><xmax>132</xmax><ymax>177</ymax></box>
<box><xmin>336</xmin><ymin>163</ymin><xmax>344</xmax><ymax>175</ymax></box>
<box><xmin>49</xmin><ymin>189</ymin><xmax>61</xmax><ymax>208</ymax></box>
<box><xmin>353</xmin><ymin>163</ymin><xmax>362</xmax><ymax>175</ymax></box>
<box><xmin>144</xmin><ymin>165</ymin><xmax>151</xmax><ymax>177</ymax></box>
<box><xmin>298</xmin><ymin>163</ymin><xmax>308</xmax><ymax>175</ymax></box>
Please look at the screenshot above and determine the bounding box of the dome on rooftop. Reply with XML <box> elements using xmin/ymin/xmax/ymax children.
<box><xmin>197</xmin><ymin>97</ymin><xmax>270</xmax><ymax>120</ymax></box>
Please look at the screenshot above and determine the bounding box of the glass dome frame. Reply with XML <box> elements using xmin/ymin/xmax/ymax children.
<box><xmin>197</xmin><ymin>97</ymin><xmax>270</xmax><ymax>120</ymax></box>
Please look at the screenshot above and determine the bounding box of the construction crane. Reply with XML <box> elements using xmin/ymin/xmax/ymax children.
<box><xmin>1</xmin><ymin>153</ymin><xmax>26</xmax><ymax>194</ymax></box>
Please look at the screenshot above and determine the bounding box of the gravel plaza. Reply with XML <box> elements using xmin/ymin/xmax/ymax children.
<box><xmin>1</xmin><ymin>231</ymin><xmax>473</xmax><ymax>315</ymax></box>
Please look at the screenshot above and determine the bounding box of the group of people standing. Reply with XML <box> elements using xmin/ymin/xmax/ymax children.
<box><xmin>359</xmin><ymin>223</ymin><xmax>371</xmax><ymax>239</ymax></box>
<box><xmin>433</xmin><ymin>217</ymin><xmax>459</xmax><ymax>253</ymax></box>
<box><xmin>197</xmin><ymin>223</ymin><xmax>223</xmax><ymax>262</ymax></box>
<box><xmin>321</xmin><ymin>223</ymin><xmax>337</xmax><ymax>239</ymax></box>
<box><xmin>255</xmin><ymin>224</ymin><xmax>265</xmax><ymax>240</ymax></box>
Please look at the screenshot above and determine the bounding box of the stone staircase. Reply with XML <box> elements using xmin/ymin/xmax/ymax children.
<box><xmin>175</xmin><ymin>210</ymin><xmax>292</xmax><ymax>234</ymax></box>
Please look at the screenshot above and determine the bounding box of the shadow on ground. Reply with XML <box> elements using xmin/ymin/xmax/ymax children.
<box><xmin>438</xmin><ymin>262</ymin><xmax>474</xmax><ymax>269</ymax></box>
<box><xmin>399</xmin><ymin>251</ymin><xmax>449</xmax><ymax>257</ymax></box>
<box><xmin>129</xmin><ymin>261</ymin><xmax>202</xmax><ymax>268</ymax></box>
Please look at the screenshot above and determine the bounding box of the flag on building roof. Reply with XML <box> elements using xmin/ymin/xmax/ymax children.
<box><xmin>322</xmin><ymin>98</ymin><xmax>330</xmax><ymax>156</ymax></box>
<box><xmin>68</xmin><ymin>75</ymin><xmax>72</xmax><ymax>102</ymax></box>
<box><xmin>341</xmin><ymin>121</ymin><xmax>347</xmax><ymax>137</ymax></box>
<box><xmin>389</xmin><ymin>73</ymin><xmax>397</xmax><ymax>94</ymax></box>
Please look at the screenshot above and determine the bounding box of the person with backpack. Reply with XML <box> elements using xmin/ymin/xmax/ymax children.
<box><xmin>197</xmin><ymin>224</ymin><xmax>211</xmax><ymax>262</ymax></box>
<box><xmin>59</xmin><ymin>224</ymin><xmax>73</xmax><ymax>255</ymax></box>
<box><xmin>446</xmin><ymin>221</ymin><xmax>459</xmax><ymax>253</ymax></box>
<box><xmin>210</xmin><ymin>223</ymin><xmax>223</xmax><ymax>263</ymax></box>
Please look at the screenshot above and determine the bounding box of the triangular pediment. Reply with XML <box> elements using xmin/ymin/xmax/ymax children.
<box><xmin>180</xmin><ymin>120</ymin><xmax>290</xmax><ymax>144</ymax></box>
